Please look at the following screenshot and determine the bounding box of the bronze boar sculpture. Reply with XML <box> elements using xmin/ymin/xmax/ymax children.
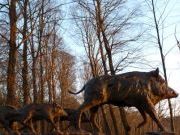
<box><xmin>69</xmin><ymin>68</ymin><xmax>178</xmax><ymax>132</ymax></box>
<box><xmin>9</xmin><ymin>103</ymin><xmax>67</xmax><ymax>134</ymax></box>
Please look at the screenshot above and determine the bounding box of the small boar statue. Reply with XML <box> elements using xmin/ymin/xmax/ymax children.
<box><xmin>69</xmin><ymin>68</ymin><xmax>178</xmax><ymax>132</ymax></box>
<box><xmin>10</xmin><ymin>103</ymin><xmax>67</xmax><ymax>134</ymax></box>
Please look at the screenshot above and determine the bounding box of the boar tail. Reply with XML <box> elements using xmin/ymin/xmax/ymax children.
<box><xmin>68</xmin><ymin>86</ymin><xmax>85</xmax><ymax>95</ymax></box>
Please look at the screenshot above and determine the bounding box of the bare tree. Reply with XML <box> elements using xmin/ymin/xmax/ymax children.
<box><xmin>6</xmin><ymin>0</ymin><xmax>18</xmax><ymax>106</ymax></box>
<box><xmin>74</xmin><ymin>15</ymin><xmax>111</xmax><ymax>133</ymax></box>
<box><xmin>0</xmin><ymin>9</ymin><xmax>9</xmax><ymax>103</ymax></box>
<box><xmin>27</xmin><ymin>0</ymin><xmax>43</xmax><ymax>103</ymax></box>
<box><xmin>71</xmin><ymin>0</ymin><xmax>141</xmax><ymax>134</ymax></box>
<box><xmin>21</xmin><ymin>0</ymin><xmax>30</xmax><ymax>105</ymax></box>
<box><xmin>57</xmin><ymin>50</ymin><xmax>76</xmax><ymax>107</ymax></box>
<box><xmin>29</xmin><ymin>2</ymin><xmax>39</xmax><ymax>103</ymax></box>
<box><xmin>145</xmin><ymin>0</ymin><xmax>175</xmax><ymax>132</ymax></box>
<box><xmin>38</xmin><ymin>0</ymin><xmax>45</xmax><ymax>103</ymax></box>
<box><xmin>93</xmin><ymin>1</ymin><xmax>131</xmax><ymax>134</ymax></box>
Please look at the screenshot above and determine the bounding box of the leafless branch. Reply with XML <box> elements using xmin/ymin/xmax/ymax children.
<box><xmin>0</xmin><ymin>33</ymin><xmax>9</xmax><ymax>42</ymax></box>
<box><xmin>174</xmin><ymin>26</ymin><xmax>180</xmax><ymax>51</ymax></box>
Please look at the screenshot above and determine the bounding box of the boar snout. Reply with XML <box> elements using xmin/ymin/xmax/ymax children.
<box><xmin>167</xmin><ymin>87</ymin><xmax>178</xmax><ymax>98</ymax></box>
<box><xmin>62</xmin><ymin>110</ymin><xmax>68</xmax><ymax>116</ymax></box>
<box><xmin>173</xmin><ymin>91</ymin><xmax>178</xmax><ymax>98</ymax></box>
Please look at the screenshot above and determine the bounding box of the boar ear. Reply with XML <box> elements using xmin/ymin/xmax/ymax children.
<box><xmin>151</xmin><ymin>68</ymin><xmax>159</xmax><ymax>77</ymax></box>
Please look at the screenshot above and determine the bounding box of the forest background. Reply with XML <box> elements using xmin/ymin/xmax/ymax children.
<box><xmin>0</xmin><ymin>0</ymin><xmax>180</xmax><ymax>134</ymax></box>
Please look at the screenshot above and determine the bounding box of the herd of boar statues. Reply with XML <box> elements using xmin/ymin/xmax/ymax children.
<box><xmin>0</xmin><ymin>68</ymin><xmax>178</xmax><ymax>135</ymax></box>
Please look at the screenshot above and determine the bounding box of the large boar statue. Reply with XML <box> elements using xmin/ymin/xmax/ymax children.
<box><xmin>69</xmin><ymin>68</ymin><xmax>178</xmax><ymax>132</ymax></box>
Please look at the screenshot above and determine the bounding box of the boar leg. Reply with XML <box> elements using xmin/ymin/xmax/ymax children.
<box><xmin>77</xmin><ymin>99</ymin><xmax>102</xmax><ymax>130</ymax></box>
<box><xmin>22</xmin><ymin>119</ymin><xmax>36</xmax><ymax>134</ymax></box>
<box><xmin>20</xmin><ymin>112</ymin><xmax>37</xmax><ymax>134</ymax></box>
<box><xmin>22</xmin><ymin>111</ymin><xmax>33</xmax><ymax>124</ymax></box>
<box><xmin>6</xmin><ymin>128</ymin><xmax>14</xmax><ymax>135</ymax></box>
<box><xmin>90</xmin><ymin>106</ymin><xmax>102</xmax><ymax>133</ymax></box>
<box><xmin>136</xmin><ymin>107</ymin><xmax>147</xmax><ymax>128</ymax></box>
<box><xmin>4</xmin><ymin>121</ymin><xmax>14</xmax><ymax>135</ymax></box>
<box><xmin>3</xmin><ymin>119</ymin><xmax>19</xmax><ymax>135</ymax></box>
<box><xmin>48</xmin><ymin>116</ymin><xmax>62</xmax><ymax>134</ymax></box>
<box><xmin>29</xmin><ymin>119</ymin><xmax>37</xmax><ymax>135</ymax></box>
<box><xmin>144</xmin><ymin>97</ymin><xmax>166</xmax><ymax>131</ymax></box>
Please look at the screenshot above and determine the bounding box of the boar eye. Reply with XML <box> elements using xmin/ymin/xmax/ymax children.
<box><xmin>157</xmin><ymin>77</ymin><xmax>165</xmax><ymax>84</ymax></box>
<box><xmin>171</xmin><ymin>91</ymin><xmax>174</xmax><ymax>94</ymax></box>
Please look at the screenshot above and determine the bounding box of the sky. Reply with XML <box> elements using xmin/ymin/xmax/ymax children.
<box><xmin>61</xmin><ymin>0</ymin><xmax>180</xmax><ymax>96</ymax></box>
<box><xmin>137</xmin><ymin>0</ymin><xmax>180</xmax><ymax>93</ymax></box>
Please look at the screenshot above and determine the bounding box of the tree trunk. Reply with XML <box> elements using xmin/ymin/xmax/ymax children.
<box><xmin>100</xmin><ymin>107</ymin><xmax>111</xmax><ymax>134</ymax></box>
<box><xmin>51</xmin><ymin>52</ymin><xmax>56</xmax><ymax>102</ymax></box>
<box><xmin>46</xmin><ymin>59</ymin><xmax>53</xmax><ymax>103</ymax></box>
<box><xmin>95</xmin><ymin>0</ymin><xmax>130</xmax><ymax>134</ymax></box>
<box><xmin>51</xmin><ymin>25</ymin><xmax>57</xmax><ymax>102</ymax></box>
<box><xmin>22</xmin><ymin>0</ymin><xmax>30</xmax><ymax>105</ymax></box>
<box><xmin>94</xmin><ymin>1</ymin><xmax>119</xmax><ymax>134</ymax></box>
<box><xmin>6</xmin><ymin>0</ymin><xmax>18</xmax><ymax>106</ymax></box>
<box><xmin>29</xmin><ymin>2</ymin><xmax>38</xmax><ymax>103</ymax></box>
<box><xmin>151</xmin><ymin>0</ymin><xmax>175</xmax><ymax>132</ymax></box>
<box><xmin>47</xmin><ymin>74</ymin><xmax>52</xmax><ymax>103</ymax></box>
<box><xmin>119</xmin><ymin>108</ymin><xmax>131</xmax><ymax>135</ymax></box>
<box><xmin>51</xmin><ymin>71</ymin><xmax>56</xmax><ymax>102</ymax></box>
<box><xmin>39</xmin><ymin>0</ymin><xmax>45</xmax><ymax>104</ymax></box>
<box><xmin>32</xmin><ymin>56</ymin><xmax>38</xmax><ymax>103</ymax></box>
<box><xmin>39</xmin><ymin>53</ymin><xmax>44</xmax><ymax>103</ymax></box>
<box><xmin>39</xmin><ymin>1</ymin><xmax>45</xmax><ymax>133</ymax></box>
